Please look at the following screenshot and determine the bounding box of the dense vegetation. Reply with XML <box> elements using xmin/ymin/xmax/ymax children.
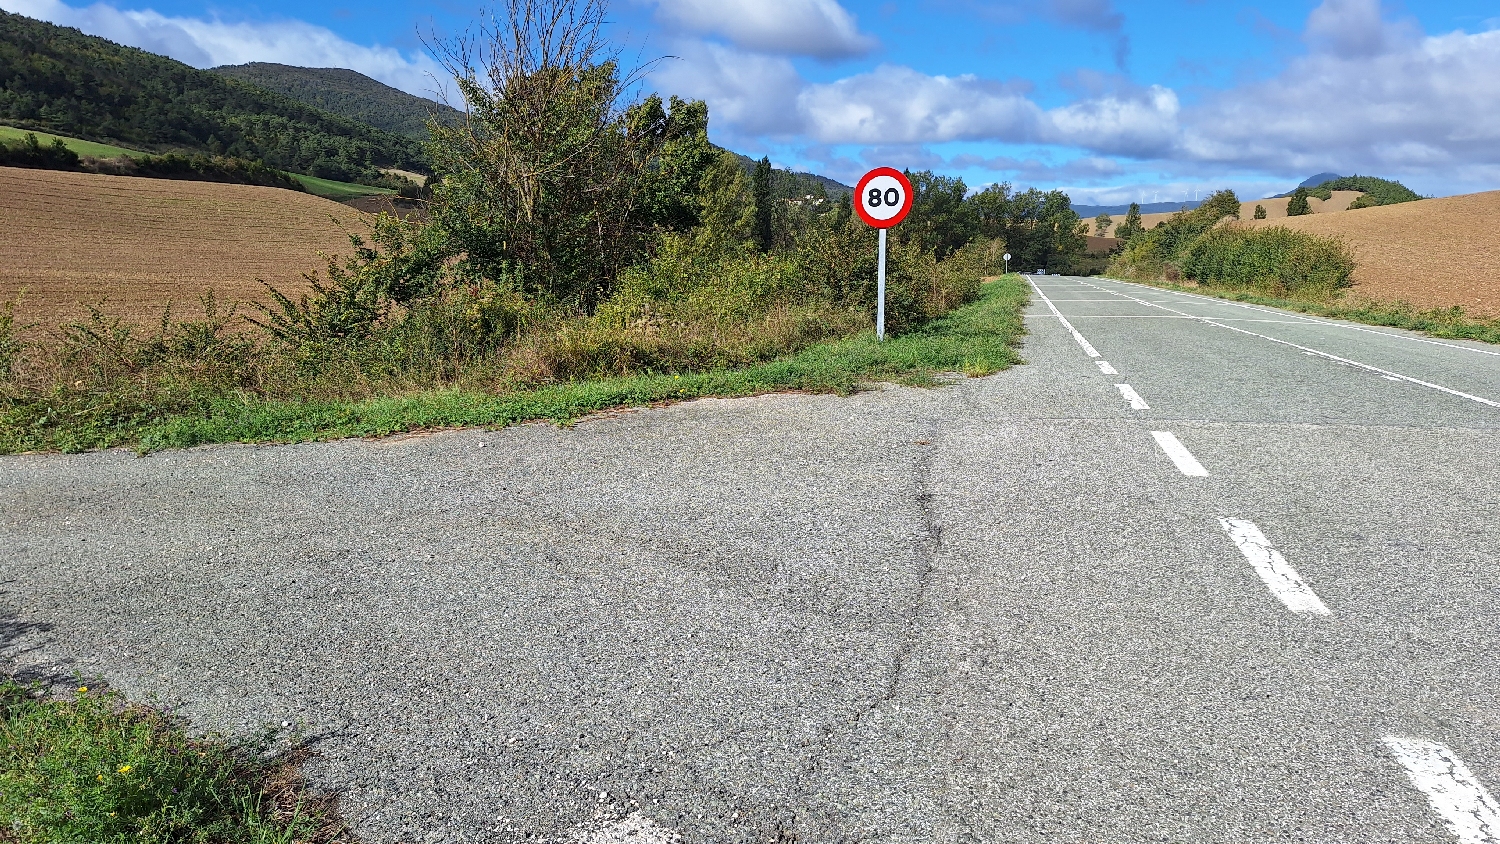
<box><xmin>0</xmin><ymin>0</ymin><xmax>1053</xmax><ymax>453</ymax></box>
<box><xmin>0</xmin><ymin>129</ymin><xmax>305</xmax><ymax>189</ymax></box>
<box><xmin>211</xmin><ymin>62</ymin><xmax>461</xmax><ymax>139</ymax></box>
<box><xmin>0</xmin><ymin>10</ymin><xmax>426</xmax><ymax>183</ymax></box>
<box><xmin>1309</xmin><ymin>175</ymin><xmax>1422</xmax><ymax>209</ymax></box>
<box><xmin>1110</xmin><ymin>189</ymin><xmax>1355</xmax><ymax>296</ymax></box>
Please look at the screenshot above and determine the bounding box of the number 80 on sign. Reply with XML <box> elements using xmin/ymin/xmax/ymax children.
<box><xmin>853</xmin><ymin>167</ymin><xmax>913</xmax><ymax>229</ymax></box>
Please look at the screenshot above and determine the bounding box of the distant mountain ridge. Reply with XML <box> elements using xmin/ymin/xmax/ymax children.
<box><xmin>210</xmin><ymin>63</ymin><xmax>461</xmax><ymax>139</ymax></box>
<box><xmin>1073</xmin><ymin>200</ymin><xmax>1204</xmax><ymax>217</ymax></box>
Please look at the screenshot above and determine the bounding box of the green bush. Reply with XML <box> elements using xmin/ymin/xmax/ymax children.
<box><xmin>0</xmin><ymin>132</ymin><xmax>80</xmax><ymax>169</ymax></box>
<box><xmin>1253</xmin><ymin>204</ymin><xmax>1267</xmax><ymax>220</ymax></box>
<box><xmin>1179</xmin><ymin>225</ymin><xmax>1354</xmax><ymax>295</ymax></box>
<box><xmin>1315</xmin><ymin>175</ymin><xmax>1421</xmax><ymax>208</ymax></box>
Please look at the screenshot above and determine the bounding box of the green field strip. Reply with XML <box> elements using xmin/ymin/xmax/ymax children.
<box><xmin>0</xmin><ymin>124</ymin><xmax>149</xmax><ymax>159</ymax></box>
<box><xmin>290</xmin><ymin>173</ymin><xmax>397</xmax><ymax>199</ymax></box>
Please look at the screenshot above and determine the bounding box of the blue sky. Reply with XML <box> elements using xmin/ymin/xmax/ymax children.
<box><xmin>5</xmin><ymin>0</ymin><xmax>1500</xmax><ymax>203</ymax></box>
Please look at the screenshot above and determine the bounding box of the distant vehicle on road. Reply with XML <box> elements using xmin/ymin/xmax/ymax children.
<box><xmin>1035</xmin><ymin>269</ymin><xmax>1047</xmax><ymax>275</ymax></box>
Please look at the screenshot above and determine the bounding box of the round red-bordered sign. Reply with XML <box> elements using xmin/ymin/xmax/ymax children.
<box><xmin>853</xmin><ymin>167</ymin><xmax>913</xmax><ymax>229</ymax></box>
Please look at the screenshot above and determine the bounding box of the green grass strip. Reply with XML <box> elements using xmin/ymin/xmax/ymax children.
<box><xmin>1110</xmin><ymin>277</ymin><xmax>1500</xmax><ymax>345</ymax></box>
<box><xmin>2</xmin><ymin>277</ymin><xmax>1029</xmax><ymax>455</ymax></box>
<box><xmin>289</xmin><ymin>173</ymin><xmax>396</xmax><ymax>200</ymax></box>
<box><xmin>0</xmin><ymin>124</ymin><xmax>149</xmax><ymax>159</ymax></box>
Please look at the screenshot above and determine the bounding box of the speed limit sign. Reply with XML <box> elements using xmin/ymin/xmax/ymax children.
<box><xmin>854</xmin><ymin>167</ymin><xmax>913</xmax><ymax>228</ymax></box>
<box><xmin>853</xmin><ymin>167</ymin><xmax>914</xmax><ymax>340</ymax></box>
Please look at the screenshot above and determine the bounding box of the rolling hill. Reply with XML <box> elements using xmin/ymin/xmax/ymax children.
<box><xmin>0</xmin><ymin>10</ymin><xmax>426</xmax><ymax>182</ymax></box>
<box><xmin>211</xmin><ymin>63</ymin><xmax>461</xmax><ymax>139</ymax></box>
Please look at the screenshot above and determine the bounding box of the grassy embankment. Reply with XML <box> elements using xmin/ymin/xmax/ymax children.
<box><xmin>0</xmin><ymin>124</ymin><xmax>146</xmax><ymax>159</ymax></box>
<box><xmin>0</xmin><ymin>680</ymin><xmax>348</xmax><ymax>843</ymax></box>
<box><xmin>0</xmin><ymin>276</ymin><xmax>1029</xmax><ymax>454</ymax></box>
<box><xmin>1105</xmin><ymin>188</ymin><xmax>1500</xmax><ymax>344</ymax></box>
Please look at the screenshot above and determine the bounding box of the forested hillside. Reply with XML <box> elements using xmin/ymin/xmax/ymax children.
<box><xmin>211</xmin><ymin>63</ymin><xmax>460</xmax><ymax>139</ymax></box>
<box><xmin>0</xmin><ymin>10</ymin><xmax>426</xmax><ymax>182</ymax></box>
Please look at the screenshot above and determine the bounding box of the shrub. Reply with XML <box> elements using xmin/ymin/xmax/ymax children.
<box><xmin>1253</xmin><ymin>204</ymin><xmax>1267</xmax><ymax>220</ymax></box>
<box><xmin>1179</xmin><ymin>225</ymin><xmax>1354</xmax><ymax>295</ymax></box>
<box><xmin>1316</xmin><ymin>175</ymin><xmax>1422</xmax><ymax>208</ymax></box>
<box><xmin>0</xmin><ymin>133</ymin><xmax>80</xmax><ymax>169</ymax></box>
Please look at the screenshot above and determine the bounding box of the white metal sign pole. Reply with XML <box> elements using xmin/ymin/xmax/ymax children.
<box><xmin>877</xmin><ymin>228</ymin><xmax>887</xmax><ymax>342</ymax></box>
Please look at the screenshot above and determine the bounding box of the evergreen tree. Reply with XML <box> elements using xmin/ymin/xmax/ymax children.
<box><xmin>1286</xmin><ymin>187</ymin><xmax>1312</xmax><ymax>216</ymax></box>
<box><xmin>1253</xmin><ymin>204</ymin><xmax>1267</xmax><ymax>220</ymax></box>
<box><xmin>752</xmin><ymin>156</ymin><xmax>773</xmax><ymax>252</ymax></box>
<box><xmin>1094</xmin><ymin>213</ymin><xmax>1113</xmax><ymax>237</ymax></box>
<box><xmin>1115</xmin><ymin>202</ymin><xmax>1145</xmax><ymax>241</ymax></box>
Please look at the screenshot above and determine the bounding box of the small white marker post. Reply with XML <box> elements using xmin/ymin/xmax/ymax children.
<box><xmin>1003</xmin><ymin>252</ymin><xmax>1011</xmax><ymax>274</ymax></box>
<box><xmin>854</xmin><ymin>168</ymin><xmax>914</xmax><ymax>342</ymax></box>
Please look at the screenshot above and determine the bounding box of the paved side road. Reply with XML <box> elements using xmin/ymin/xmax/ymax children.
<box><xmin>3</xmin><ymin>275</ymin><xmax>1498</xmax><ymax>843</ymax></box>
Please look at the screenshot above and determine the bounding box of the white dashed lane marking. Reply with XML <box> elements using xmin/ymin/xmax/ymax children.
<box><xmin>1070</xmin><ymin>278</ymin><xmax>1500</xmax><ymax>409</ymax></box>
<box><xmin>1116</xmin><ymin>384</ymin><xmax>1149</xmax><ymax>410</ymax></box>
<box><xmin>1151</xmin><ymin>431</ymin><xmax>1208</xmax><ymax>477</ymax></box>
<box><xmin>1385</xmin><ymin>737</ymin><xmax>1500</xmax><ymax>844</ymax></box>
<box><xmin>1217</xmin><ymin>518</ymin><xmax>1331</xmax><ymax>616</ymax></box>
<box><xmin>1096</xmin><ymin>360</ymin><xmax>1119</xmax><ymax>375</ymax></box>
<box><xmin>1027</xmin><ymin>276</ymin><xmax>1100</xmax><ymax>358</ymax></box>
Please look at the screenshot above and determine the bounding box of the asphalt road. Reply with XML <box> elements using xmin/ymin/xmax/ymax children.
<box><xmin>3</xmin><ymin>275</ymin><xmax>1498</xmax><ymax>843</ymax></box>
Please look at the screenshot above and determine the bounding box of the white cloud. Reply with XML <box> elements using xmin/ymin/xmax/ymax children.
<box><xmin>0</xmin><ymin>0</ymin><xmax>449</xmax><ymax>101</ymax></box>
<box><xmin>1044</xmin><ymin>85</ymin><xmax>1178</xmax><ymax>157</ymax></box>
<box><xmin>798</xmin><ymin>65</ymin><xmax>1042</xmax><ymax>144</ymax></box>
<box><xmin>648</xmin><ymin>0</ymin><xmax>875</xmax><ymax>58</ymax></box>
<box><xmin>650</xmin><ymin>41</ymin><xmax>806</xmax><ymax>137</ymax></box>
<box><xmin>1179</xmin><ymin>1</ymin><xmax>1500</xmax><ymax>178</ymax></box>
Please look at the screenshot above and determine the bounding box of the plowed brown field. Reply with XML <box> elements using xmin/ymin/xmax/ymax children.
<box><xmin>1249</xmin><ymin>190</ymin><xmax>1500</xmax><ymax>316</ymax></box>
<box><xmin>1</xmin><ymin>166</ymin><xmax>367</xmax><ymax>332</ymax></box>
<box><xmin>1126</xmin><ymin>191</ymin><xmax>1363</xmax><ymax>233</ymax></box>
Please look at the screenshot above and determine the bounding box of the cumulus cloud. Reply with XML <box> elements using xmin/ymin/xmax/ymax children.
<box><xmin>0</xmin><ymin>0</ymin><xmax>449</xmax><ymax>101</ymax></box>
<box><xmin>798</xmin><ymin>65</ymin><xmax>1042</xmax><ymax>144</ymax></box>
<box><xmin>648</xmin><ymin>0</ymin><xmax>875</xmax><ymax>58</ymax></box>
<box><xmin>650</xmin><ymin>41</ymin><xmax>806</xmax><ymax>137</ymax></box>
<box><xmin>1179</xmin><ymin>0</ymin><xmax>1500</xmax><ymax>177</ymax></box>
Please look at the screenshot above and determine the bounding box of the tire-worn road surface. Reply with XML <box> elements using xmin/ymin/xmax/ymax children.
<box><xmin>4</xmin><ymin>276</ymin><xmax>1499</xmax><ymax>843</ymax></box>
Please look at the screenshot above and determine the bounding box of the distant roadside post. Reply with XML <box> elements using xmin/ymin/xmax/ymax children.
<box><xmin>1003</xmin><ymin>252</ymin><xmax>1011</xmax><ymax>274</ymax></box>
<box><xmin>853</xmin><ymin>167</ymin><xmax>914</xmax><ymax>341</ymax></box>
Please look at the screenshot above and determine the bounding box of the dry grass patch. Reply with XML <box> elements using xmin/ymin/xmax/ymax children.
<box><xmin>0</xmin><ymin>166</ymin><xmax>367</xmax><ymax>334</ymax></box>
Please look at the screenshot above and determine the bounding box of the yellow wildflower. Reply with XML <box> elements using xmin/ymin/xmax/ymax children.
<box><xmin>117</xmin><ymin>765</ymin><xmax>132</xmax><ymax>774</ymax></box>
<box><xmin>77</xmin><ymin>686</ymin><xmax>88</xmax><ymax>694</ymax></box>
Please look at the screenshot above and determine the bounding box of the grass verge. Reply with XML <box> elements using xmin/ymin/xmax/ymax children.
<box><xmin>0</xmin><ymin>276</ymin><xmax>1029</xmax><ymax>454</ymax></box>
<box><xmin>0</xmin><ymin>125</ymin><xmax>148</xmax><ymax>160</ymax></box>
<box><xmin>290</xmin><ymin>173</ymin><xmax>396</xmax><ymax>200</ymax></box>
<box><xmin>0</xmin><ymin>679</ymin><xmax>349</xmax><ymax>843</ymax></box>
<box><xmin>1107</xmin><ymin>276</ymin><xmax>1500</xmax><ymax>345</ymax></box>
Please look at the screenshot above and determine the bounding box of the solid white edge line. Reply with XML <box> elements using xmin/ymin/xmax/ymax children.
<box><xmin>1103</xmin><ymin>276</ymin><xmax>1500</xmax><ymax>358</ymax></box>
<box><xmin>1217</xmin><ymin>518</ymin><xmax>1331</xmax><ymax>616</ymax></box>
<box><xmin>1074</xmin><ymin>279</ymin><xmax>1500</xmax><ymax>409</ymax></box>
<box><xmin>1150</xmin><ymin>431</ymin><xmax>1208</xmax><ymax>476</ymax></box>
<box><xmin>1096</xmin><ymin>360</ymin><xmax>1119</xmax><ymax>375</ymax></box>
<box><xmin>1116</xmin><ymin>383</ymin><xmax>1150</xmax><ymax>410</ymax></box>
<box><xmin>1025</xmin><ymin>275</ymin><xmax>1100</xmax><ymax>358</ymax></box>
<box><xmin>1384</xmin><ymin>736</ymin><xmax>1500</xmax><ymax>844</ymax></box>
